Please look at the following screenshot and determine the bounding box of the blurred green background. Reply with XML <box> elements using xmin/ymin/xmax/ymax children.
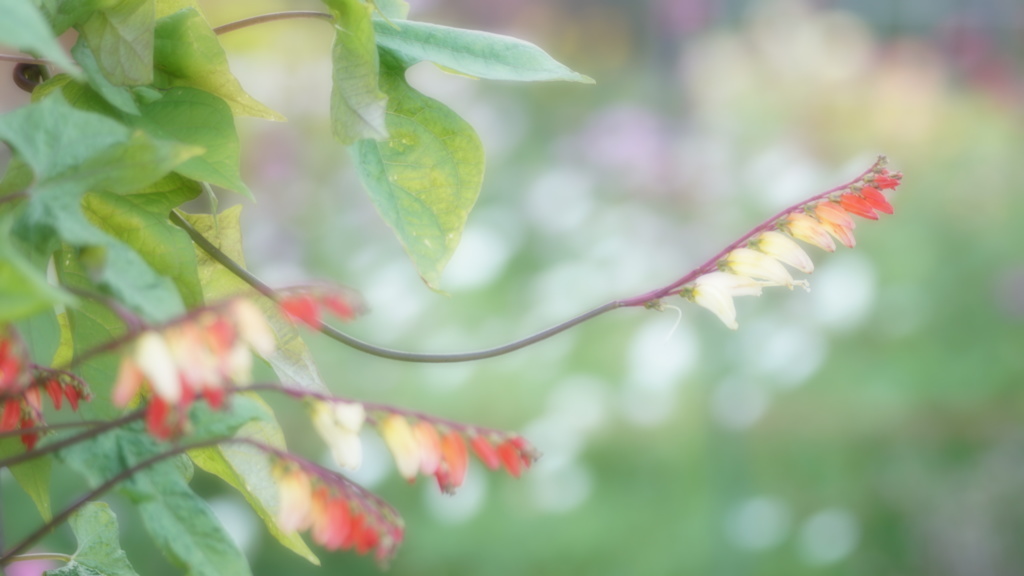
<box><xmin>5</xmin><ymin>0</ymin><xmax>1024</xmax><ymax>574</ymax></box>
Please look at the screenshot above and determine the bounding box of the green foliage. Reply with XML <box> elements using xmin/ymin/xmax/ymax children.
<box><xmin>45</xmin><ymin>502</ymin><xmax>139</xmax><ymax>576</ymax></box>
<box><xmin>352</xmin><ymin>48</ymin><xmax>484</xmax><ymax>288</ymax></box>
<box><xmin>0</xmin><ymin>1</ymin><xmax>590</xmax><ymax>573</ymax></box>
<box><xmin>59</xmin><ymin>426</ymin><xmax>251</xmax><ymax>576</ymax></box>
<box><xmin>0</xmin><ymin>0</ymin><xmax>79</xmax><ymax>75</ymax></box>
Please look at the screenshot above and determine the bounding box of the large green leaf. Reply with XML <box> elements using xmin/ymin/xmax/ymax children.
<box><xmin>0</xmin><ymin>0</ymin><xmax>79</xmax><ymax>75</ymax></box>
<box><xmin>59</xmin><ymin>425</ymin><xmax>252</xmax><ymax>576</ymax></box>
<box><xmin>45</xmin><ymin>502</ymin><xmax>140</xmax><ymax>576</ymax></box>
<box><xmin>0</xmin><ymin>438</ymin><xmax>53</xmax><ymax>523</ymax></box>
<box><xmin>78</xmin><ymin>0</ymin><xmax>155</xmax><ymax>86</ymax></box>
<box><xmin>351</xmin><ymin>48</ymin><xmax>484</xmax><ymax>288</ymax></box>
<box><xmin>1</xmin><ymin>95</ymin><xmax>199</xmax><ymax>321</ymax></box>
<box><xmin>189</xmin><ymin>396</ymin><xmax>320</xmax><ymax>565</ymax></box>
<box><xmin>153</xmin><ymin>8</ymin><xmax>283</xmax><ymax>120</ymax></box>
<box><xmin>322</xmin><ymin>0</ymin><xmax>389</xmax><ymax>144</ymax></box>
<box><xmin>135</xmin><ymin>87</ymin><xmax>252</xmax><ymax>197</ymax></box>
<box><xmin>373</xmin><ymin>19</ymin><xmax>594</xmax><ymax>83</ymax></box>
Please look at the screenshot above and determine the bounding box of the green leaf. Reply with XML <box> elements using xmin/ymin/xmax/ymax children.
<box><xmin>1</xmin><ymin>155</ymin><xmax>33</xmax><ymax>197</ymax></box>
<box><xmin>0</xmin><ymin>93</ymin><xmax>132</xmax><ymax>180</ymax></box>
<box><xmin>59</xmin><ymin>426</ymin><xmax>252</xmax><ymax>576</ymax></box>
<box><xmin>373</xmin><ymin>19</ymin><xmax>594</xmax><ymax>83</ymax></box>
<box><xmin>1</xmin><ymin>96</ymin><xmax>199</xmax><ymax>321</ymax></box>
<box><xmin>0</xmin><ymin>438</ymin><xmax>53</xmax><ymax>523</ymax></box>
<box><xmin>82</xmin><ymin>190</ymin><xmax>205</xmax><ymax>308</ymax></box>
<box><xmin>0</xmin><ymin>216</ymin><xmax>76</xmax><ymax>323</ymax></box>
<box><xmin>179</xmin><ymin>207</ymin><xmax>330</xmax><ymax>393</ymax></box>
<box><xmin>154</xmin><ymin>8</ymin><xmax>284</xmax><ymax>121</ymax></box>
<box><xmin>189</xmin><ymin>395</ymin><xmax>320</xmax><ymax>565</ymax></box>
<box><xmin>44</xmin><ymin>502</ymin><xmax>139</xmax><ymax>576</ymax></box>
<box><xmin>71</xmin><ymin>38</ymin><xmax>142</xmax><ymax>115</ymax></box>
<box><xmin>79</xmin><ymin>0</ymin><xmax>155</xmax><ymax>86</ymax></box>
<box><xmin>33</xmin><ymin>74</ymin><xmax>124</xmax><ymax>118</ymax></box>
<box><xmin>0</xmin><ymin>0</ymin><xmax>80</xmax><ymax>75</ymax></box>
<box><xmin>372</xmin><ymin>0</ymin><xmax>409</xmax><ymax>20</ymax></box>
<box><xmin>135</xmin><ymin>87</ymin><xmax>252</xmax><ymax>198</ymax></box>
<box><xmin>351</xmin><ymin>48</ymin><xmax>484</xmax><ymax>288</ymax></box>
<box><xmin>40</xmin><ymin>0</ymin><xmax>110</xmax><ymax>35</ymax></box>
<box><xmin>322</xmin><ymin>0</ymin><xmax>389</xmax><ymax>144</ymax></box>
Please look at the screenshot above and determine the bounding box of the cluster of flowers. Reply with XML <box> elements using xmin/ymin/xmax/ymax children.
<box><xmin>275</xmin><ymin>459</ymin><xmax>404</xmax><ymax>564</ymax></box>
<box><xmin>680</xmin><ymin>167</ymin><xmax>901</xmax><ymax>329</ymax></box>
<box><xmin>279</xmin><ymin>285</ymin><xmax>363</xmax><ymax>329</ymax></box>
<box><xmin>311</xmin><ymin>400</ymin><xmax>540</xmax><ymax>494</ymax></box>
<box><xmin>1</xmin><ymin>331</ymin><xmax>89</xmax><ymax>449</ymax></box>
<box><xmin>112</xmin><ymin>299</ymin><xmax>275</xmax><ymax>439</ymax></box>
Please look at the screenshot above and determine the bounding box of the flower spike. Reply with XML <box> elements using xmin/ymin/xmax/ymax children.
<box><xmin>670</xmin><ymin>159</ymin><xmax>901</xmax><ymax>329</ymax></box>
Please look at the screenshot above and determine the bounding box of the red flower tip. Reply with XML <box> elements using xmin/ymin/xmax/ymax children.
<box><xmin>44</xmin><ymin>379</ymin><xmax>63</xmax><ymax>410</ymax></box>
<box><xmin>496</xmin><ymin>441</ymin><xmax>523</xmax><ymax>478</ymax></box>
<box><xmin>860</xmin><ymin>186</ymin><xmax>894</xmax><ymax>215</ymax></box>
<box><xmin>280</xmin><ymin>294</ymin><xmax>321</xmax><ymax>328</ymax></box>
<box><xmin>435</xmin><ymin>432</ymin><xmax>468</xmax><ymax>493</ymax></box>
<box><xmin>20</xmin><ymin>417</ymin><xmax>38</xmax><ymax>450</ymax></box>
<box><xmin>146</xmin><ymin>397</ymin><xmax>176</xmax><ymax>440</ymax></box>
<box><xmin>872</xmin><ymin>174</ymin><xmax>901</xmax><ymax>190</ymax></box>
<box><xmin>839</xmin><ymin>193</ymin><xmax>878</xmax><ymax>220</ymax></box>
<box><xmin>65</xmin><ymin>385</ymin><xmax>82</xmax><ymax>412</ymax></box>
<box><xmin>322</xmin><ymin>294</ymin><xmax>357</xmax><ymax>321</ymax></box>
<box><xmin>470</xmin><ymin>436</ymin><xmax>501</xmax><ymax>470</ymax></box>
<box><xmin>2</xmin><ymin>399</ymin><xmax>21</xmax><ymax>431</ymax></box>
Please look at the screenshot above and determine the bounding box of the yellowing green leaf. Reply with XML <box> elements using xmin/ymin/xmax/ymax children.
<box><xmin>154</xmin><ymin>8</ymin><xmax>284</xmax><ymax>120</ymax></box>
<box><xmin>79</xmin><ymin>0</ymin><xmax>155</xmax><ymax>86</ymax></box>
<box><xmin>351</xmin><ymin>48</ymin><xmax>484</xmax><ymax>288</ymax></box>
<box><xmin>323</xmin><ymin>0</ymin><xmax>389</xmax><ymax>144</ymax></box>
<box><xmin>189</xmin><ymin>396</ymin><xmax>319</xmax><ymax>566</ymax></box>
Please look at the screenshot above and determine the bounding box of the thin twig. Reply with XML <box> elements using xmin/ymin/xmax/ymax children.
<box><xmin>169</xmin><ymin>210</ymin><xmax>622</xmax><ymax>363</ymax></box>
<box><xmin>213</xmin><ymin>11</ymin><xmax>334</xmax><ymax>36</ymax></box>
<box><xmin>0</xmin><ymin>409</ymin><xmax>145</xmax><ymax>470</ymax></box>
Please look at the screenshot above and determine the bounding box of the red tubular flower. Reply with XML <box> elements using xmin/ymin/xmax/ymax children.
<box><xmin>1</xmin><ymin>399</ymin><xmax>20</xmax><ymax>431</ymax></box>
<box><xmin>281</xmin><ymin>294</ymin><xmax>321</xmax><ymax>328</ymax></box>
<box><xmin>0</xmin><ymin>337</ymin><xmax>24</xmax><ymax>392</ymax></box>
<box><xmin>873</xmin><ymin>174</ymin><xmax>900</xmax><ymax>190</ymax></box>
<box><xmin>839</xmin><ymin>194</ymin><xmax>878</xmax><ymax>220</ymax></box>
<box><xmin>44</xmin><ymin>379</ymin><xmax>63</xmax><ymax>410</ymax></box>
<box><xmin>860</xmin><ymin>186</ymin><xmax>894</xmax><ymax>214</ymax></box>
<box><xmin>65</xmin><ymin>385</ymin><xmax>83</xmax><ymax>411</ymax></box>
<box><xmin>496</xmin><ymin>441</ymin><xmax>523</xmax><ymax>478</ymax></box>
<box><xmin>814</xmin><ymin>202</ymin><xmax>857</xmax><ymax>248</ymax></box>
<box><xmin>436</xmin><ymin>432</ymin><xmax>468</xmax><ymax>493</ymax></box>
<box><xmin>322</xmin><ymin>294</ymin><xmax>356</xmax><ymax>321</ymax></box>
<box><xmin>19</xmin><ymin>416</ymin><xmax>38</xmax><ymax>450</ymax></box>
<box><xmin>470</xmin><ymin>436</ymin><xmax>501</xmax><ymax>470</ymax></box>
<box><xmin>145</xmin><ymin>397</ymin><xmax>174</xmax><ymax>440</ymax></box>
